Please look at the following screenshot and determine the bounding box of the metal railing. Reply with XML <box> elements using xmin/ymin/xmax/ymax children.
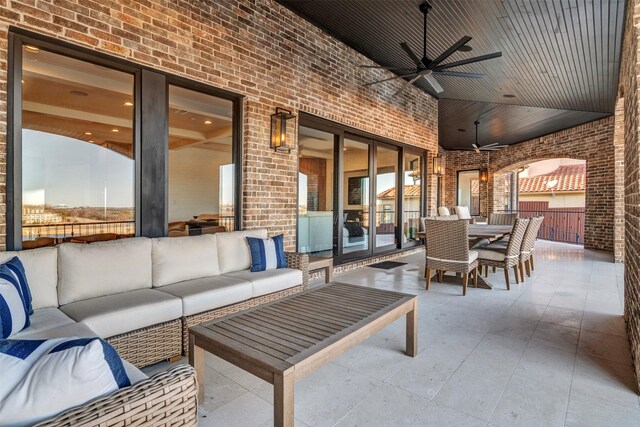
<box><xmin>500</xmin><ymin>209</ymin><xmax>585</xmax><ymax>245</ymax></box>
<box><xmin>23</xmin><ymin>220</ymin><xmax>135</xmax><ymax>241</ymax></box>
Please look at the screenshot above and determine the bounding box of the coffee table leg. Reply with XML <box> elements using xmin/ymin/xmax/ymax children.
<box><xmin>406</xmin><ymin>299</ymin><xmax>418</xmax><ymax>357</ymax></box>
<box><xmin>274</xmin><ymin>369</ymin><xmax>294</xmax><ymax>427</ymax></box>
<box><xmin>189</xmin><ymin>333</ymin><xmax>205</xmax><ymax>404</ymax></box>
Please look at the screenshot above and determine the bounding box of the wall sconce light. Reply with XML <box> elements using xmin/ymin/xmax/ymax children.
<box><xmin>408</xmin><ymin>158</ymin><xmax>421</xmax><ymax>183</ymax></box>
<box><xmin>432</xmin><ymin>155</ymin><xmax>444</xmax><ymax>177</ymax></box>
<box><xmin>480</xmin><ymin>168</ymin><xmax>488</xmax><ymax>182</ymax></box>
<box><xmin>270</xmin><ymin>107</ymin><xmax>296</xmax><ymax>154</ymax></box>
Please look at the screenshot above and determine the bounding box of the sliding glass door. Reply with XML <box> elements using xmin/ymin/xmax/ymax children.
<box><xmin>297</xmin><ymin>115</ymin><xmax>425</xmax><ymax>264</ymax></box>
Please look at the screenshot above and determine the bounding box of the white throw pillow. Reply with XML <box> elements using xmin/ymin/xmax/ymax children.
<box><xmin>455</xmin><ymin>206</ymin><xmax>471</xmax><ymax>220</ymax></box>
<box><xmin>437</xmin><ymin>206</ymin><xmax>450</xmax><ymax>216</ymax></box>
<box><xmin>0</xmin><ymin>337</ymin><xmax>130</xmax><ymax>426</ymax></box>
<box><xmin>0</xmin><ymin>258</ymin><xmax>31</xmax><ymax>338</ymax></box>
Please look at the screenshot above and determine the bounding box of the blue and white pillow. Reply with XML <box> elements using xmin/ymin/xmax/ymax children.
<box><xmin>247</xmin><ymin>235</ymin><xmax>288</xmax><ymax>272</ymax></box>
<box><xmin>0</xmin><ymin>257</ymin><xmax>32</xmax><ymax>338</ymax></box>
<box><xmin>0</xmin><ymin>337</ymin><xmax>131</xmax><ymax>426</ymax></box>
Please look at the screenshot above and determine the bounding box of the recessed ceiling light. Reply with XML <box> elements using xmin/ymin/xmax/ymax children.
<box><xmin>84</xmin><ymin>132</ymin><xmax>92</xmax><ymax>135</ymax></box>
<box><xmin>503</xmin><ymin>94</ymin><xmax>516</xmax><ymax>98</ymax></box>
<box><xmin>204</xmin><ymin>120</ymin><xmax>212</xmax><ymax>125</ymax></box>
<box><xmin>88</xmin><ymin>140</ymin><xmax>94</xmax><ymax>143</ymax></box>
<box><xmin>111</xmin><ymin>129</ymin><xmax>119</xmax><ymax>132</ymax></box>
<box><xmin>70</xmin><ymin>90</ymin><xmax>88</xmax><ymax>96</ymax></box>
<box><xmin>458</xmin><ymin>45</ymin><xmax>472</xmax><ymax>52</ymax></box>
<box><xmin>123</xmin><ymin>101</ymin><xmax>133</xmax><ymax>106</ymax></box>
<box><xmin>457</xmin><ymin>128</ymin><xmax>466</xmax><ymax>132</ymax></box>
<box><xmin>25</xmin><ymin>45</ymin><xmax>40</xmax><ymax>53</ymax></box>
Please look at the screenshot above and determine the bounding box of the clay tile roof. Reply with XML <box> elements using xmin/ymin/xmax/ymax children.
<box><xmin>519</xmin><ymin>164</ymin><xmax>585</xmax><ymax>193</ymax></box>
<box><xmin>377</xmin><ymin>184</ymin><xmax>421</xmax><ymax>199</ymax></box>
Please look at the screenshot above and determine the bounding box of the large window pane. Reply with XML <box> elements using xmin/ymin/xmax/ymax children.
<box><xmin>403</xmin><ymin>152</ymin><xmax>422</xmax><ymax>244</ymax></box>
<box><xmin>343</xmin><ymin>139</ymin><xmax>369</xmax><ymax>254</ymax></box>
<box><xmin>167</xmin><ymin>85</ymin><xmax>235</xmax><ymax>235</ymax></box>
<box><xmin>375</xmin><ymin>146</ymin><xmax>398</xmax><ymax>248</ymax></box>
<box><xmin>21</xmin><ymin>47</ymin><xmax>135</xmax><ymax>244</ymax></box>
<box><xmin>457</xmin><ymin>170</ymin><xmax>480</xmax><ymax>216</ymax></box>
<box><xmin>298</xmin><ymin>126</ymin><xmax>335</xmax><ymax>257</ymax></box>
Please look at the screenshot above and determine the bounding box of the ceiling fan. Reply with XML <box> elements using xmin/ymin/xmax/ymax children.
<box><xmin>361</xmin><ymin>1</ymin><xmax>502</xmax><ymax>96</ymax></box>
<box><xmin>472</xmin><ymin>120</ymin><xmax>507</xmax><ymax>153</ymax></box>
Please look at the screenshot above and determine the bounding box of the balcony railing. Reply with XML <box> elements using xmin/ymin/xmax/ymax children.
<box><xmin>23</xmin><ymin>220</ymin><xmax>135</xmax><ymax>241</ymax></box>
<box><xmin>500</xmin><ymin>209</ymin><xmax>585</xmax><ymax>245</ymax></box>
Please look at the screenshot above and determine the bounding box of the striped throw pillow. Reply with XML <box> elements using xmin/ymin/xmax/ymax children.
<box><xmin>0</xmin><ymin>257</ymin><xmax>32</xmax><ymax>338</ymax></box>
<box><xmin>246</xmin><ymin>235</ymin><xmax>288</xmax><ymax>272</ymax></box>
<box><xmin>0</xmin><ymin>337</ymin><xmax>131</xmax><ymax>426</ymax></box>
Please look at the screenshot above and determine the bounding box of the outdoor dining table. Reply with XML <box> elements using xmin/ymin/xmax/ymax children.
<box><xmin>418</xmin><ymin>223</ymin><xmax>514</xmax><ymax>289</ymax></box>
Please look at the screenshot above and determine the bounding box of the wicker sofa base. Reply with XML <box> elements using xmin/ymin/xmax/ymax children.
<box><xmin>108</xmin><ymin>319</ymin><xmax>183</xmax><ymax>368</ymax></box>
<box><xmin>35</xmin><ymin>365</ymin><xmax>198</xmax><ymax>427</ymax></box>
<box><xmin>181</xmin><ymin>284</ymin><xmax>306</xmax><ymax>355</ymax></box>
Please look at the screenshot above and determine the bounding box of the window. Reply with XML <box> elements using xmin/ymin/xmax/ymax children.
<box><xmin>21</xmin><ymin>46</ymin><xmax>135</xmax><ymax>244</ymax></box>
<box><xmin>10</xmin><ymin>31</ymin><xmax>242</xmax><ymax>249</ymax></box>
<box><xmin>457</xmin><ymin>170</ymin><xmax>480</xmax><ymax>216</ymax></box>
<box><xmin>167</xmin><ymin>85</ymin><xmax>235</xmax><ymax>233</ymax></box>
<box><xmin>403</xmin><ymin>152</ymin><xmax>422</xmax><ymax>244</ymax></box>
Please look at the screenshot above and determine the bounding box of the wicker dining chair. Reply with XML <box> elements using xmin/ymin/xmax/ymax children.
<box><xmin>434</xmin><ymin>215</ymin><xmax>459</xmax><ymax>221</ymax></box>
<box><xmin>490</xmin><ymin>216</ymin><xmax>544</xmax><ymax>282</ymax></box>
<box><xmin>488</xmin><ymin>212</ymin><xmax>518</xmax><ymax>226</ymax></box>
<box><xmin>476</xmin><ymin>218</ymin><xmax>529</xmax><ymax>290</ymax></box>
<box><xmin>424</xmin><ymin>219</ymin><xmax>479</xmax><ymax>296</ymax></box>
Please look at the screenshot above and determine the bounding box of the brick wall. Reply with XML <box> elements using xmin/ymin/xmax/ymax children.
<box><xmin>0</xmin><ymin>0</ymin><xmax>439</xmax><ymax>250</ymax></box>
<box><xmin>621</xmin><ymin>0</ymin><xmax>640</xmax><ymax>391</ymax></box>
<box><xmin>443</xmin><ymin>117</ymin><xmax>618</xmax><ymax>253</ymax></box>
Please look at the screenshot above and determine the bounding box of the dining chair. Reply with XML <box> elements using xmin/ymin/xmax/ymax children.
<box><xmin>454</xmin><ymin>206</ymin><xmax>475</xmax><ymax>223</ymax></box>
<box><xmin>437</xmin><ymin>206</ymin><xmax>451</xmax><ymax>216</ymax></box>
<box><xmin>435</xmin><ymin>215</ymin><xmax>459</xmax><ymax>221</ymax></box>
<box><xmin>491</xmin><ymin>216</ymin><xmax>544</xmax><ymax>282</ymax></box>
<box><xmin>488</xmin><ymin>212</ymin><xmax>518</xmax><ymax>226</ymax></box>
<box><xmin>476</xmin><ymin>218</ymin><xmax>529</xmax><ymax>290</ymax></box>
<box><xmin>424</xmin><ymin>219</ymin><xmax>479</xmax><ymax>296</ymax></box>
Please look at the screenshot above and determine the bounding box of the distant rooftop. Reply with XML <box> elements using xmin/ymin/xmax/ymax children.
<box><xmin>519</xmin><ymin>164</ymin><xmax>586</xmax><ymax>193</ymax></box>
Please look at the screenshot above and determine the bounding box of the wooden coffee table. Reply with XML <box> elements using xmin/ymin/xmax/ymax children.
<box><xmin>189</xmin><ymin>282</ymin><xmax>418</xmax><ymax>427</ymax></box>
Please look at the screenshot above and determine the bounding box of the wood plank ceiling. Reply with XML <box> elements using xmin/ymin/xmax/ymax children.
<box><xmin>277</xmin><ymin>0</ymin><xmax>624</xmax><ymax>149</ymax></box>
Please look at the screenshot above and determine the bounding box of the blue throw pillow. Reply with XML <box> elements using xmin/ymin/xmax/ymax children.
<box><xmin>0</xmin><ymin>258</ymin><xmax>32</xmax><ymax>338</ymax></box>
<box><xmin>246</xmin><ymin>235</ymin><xmax>288</xmax><ymax>272</ymax></box>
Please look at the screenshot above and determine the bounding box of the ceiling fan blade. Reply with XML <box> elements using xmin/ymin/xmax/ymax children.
<box><xmin>482</xmin><ymin>142</ymin><xmax>499</xmax><ymax>148</ymax></box>
<box><xmin>394</xmin><ymin>75</ymin><xmax>422</xmax><ymax>96</ymax></box>
<box><xmin>434</xmin><ymin>52</ymin><xmax>503</xmax><ymax>71</ymax></box>
<box><xmin>363</xmin><ymin>72</ymin><xmax>417</xmax><ymax>87</ymax></box>
<box><xmin>360</xmin><ymin>65</ymin><xmax>415</xmax><ymax>71</ymax></box>
<box><xmin>400</xmin><ymin>42</ymin><xmax>423</xmax><ymax>68</ymax></box>
<box><xmin>434</xmin><ymin>71</ymin><xmax>484</xmax><ymax>79</ymax></box>
<box><xmin>429</xmin><ymin>36</ymin><xmax>472</xmax><ymax>68</ymax></box>
<box><xmin>424</xmin><ymin>73</ymin><xmax>444</xmax><ymax>94</ymax></box>
<box><xmin>472</xmin><ymin>143</ymin><xmax>479</xmax><ymax>149</ymax></box>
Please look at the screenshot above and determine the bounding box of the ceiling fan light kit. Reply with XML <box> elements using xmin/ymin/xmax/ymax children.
<box><xmin>360</xmin><ymin>1</ymin><xmax>502</xmax><ymax>96</ymax></box>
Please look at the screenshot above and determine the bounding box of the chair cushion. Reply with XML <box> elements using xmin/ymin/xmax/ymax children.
<box><xmin>0</xmin><ymin>337</ymin><xmax>131</xmax><ymax>426</ymax></box>
<box><xmin>469</xmin><ymin>250</ymin><xmax>479</xmax><ymax>263</ymax></box>
<box><xmin>455</xmin><ymin>206</ymin><xmax>471</xmax><ymax>220</ymax></box>
<box><xmin>216</xmin><ymin>229</ymin><xmax>268</xmax><ymax>274</ymax></box>
<box><xmin>437</xmin><ymin>206</ymin><xmax>450</xmax><ymax>216</ymax></box>
<box><xmin>156</xmin><ymin>276</ymin><xmax>252</xmax><ymax>316</ymax></box>
<box><xmin>151</xmin><ymin>235</ymin><xmax>221</xmax><ymax>287</ymax></box>
<box><xmin>476</xmin><ymin>245</ymin><xmax>508</xmax><ymax>262</ymax></box>
<box><xmin>223</xmin><ymin>268</ymin><xmax>303</xmax><ymax>298</ymax></box>
<box><xmin>247</xmin><ymin>235</ymin><xmax>287</xmax><ymax>272</ymax></box>
<box><xmin>60</xmin><ymin>289</ymin><xmax>182</xmax><ymax>338</ymax></box>
<box><xmin>11</xmin><ymin>308</ymin><xmax>74</xmax><ymax>339</ymax></box>
<box><xmin>0</xmin><ymin>247</ymin><xmax>58</xmax><ymax>310</ymax></box>
<box><xmin>58</xmin><ymin>238</ymin><xmax>152</xmax><ymax>305</ymax></box>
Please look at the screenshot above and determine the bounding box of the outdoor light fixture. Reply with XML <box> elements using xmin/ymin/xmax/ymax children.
<box><xmin>408</xmin><ymin>159</ymin><xmax>421</xmax><ymax>183</ymax></box>
<box><xmin>432</xmin><ymin>155</ymin><xmax>444</xmax><ymax>177</ymax></box>
<box><xmin>480</xmin><ymin>168</ymin><xmax>488</xmax><ymax>182</ymax></box>
<box><xmin>270</xmin><ymin>107</ymin><xmax>296</xmax><ymax>154</ymax></box>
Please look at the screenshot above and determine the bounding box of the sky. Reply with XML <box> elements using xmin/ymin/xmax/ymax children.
<box><xmin>23</xmin><ymin>129</ymin><xmax>134</xmax><ymax>207</ymax></box>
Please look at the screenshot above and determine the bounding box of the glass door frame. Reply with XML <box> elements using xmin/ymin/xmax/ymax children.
<box><xmin>401</xmin><ymin>147</ymin><xmax>428</xmax><ymax>249</ymax></box>
<box><xmin>373</xmin><ymin>141</ymin><xmax>401</xmax><ymax>254</ymax></box>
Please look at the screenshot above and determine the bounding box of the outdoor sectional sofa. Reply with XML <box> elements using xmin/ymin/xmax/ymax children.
<box><xmin>6</xmin><ymin>228</ymin><xmax>309</xmax><ymax>425</ymax></box>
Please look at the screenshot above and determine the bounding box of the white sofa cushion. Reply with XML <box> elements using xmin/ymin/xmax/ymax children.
<box><xmin>216</xmin><ymin>229</ymin><xmax>268</xmax><ymax>274</ymax></box>
<box><xmin>152</xmin><ymin>235</ymin><xmax>221</xmax><ymax>287</ymax></box>
<box><xmin>0</xmin><ymin>247</ymin><xmax>58</xmax><ymax>309</ymax></box>
<box><xmin>156</xmin><ymin>276</ymin><xmax>252</xmax><ymax>316</ymax></box>
<box><xmin>60</xmin><ymin>289</ymin><xmax>182</xmax><ymax>338</ymax></box>
<box><xmin>11</xmin><ymin>308</ymin><xmax>74</xmax><ymax>339</ymax></box>
<box><xmin>0</xmin><ymin>337</ymin><xmax>131</xmax><ymax>426</ymax></box>
<box><xmin>223</xmin><ymin>268</ymin><xmax>303</xmax><ymax>298</ymax></box>
<box><xmin>58</xmin><ymin>238</ymin><xmax>153</xmax><ymax>305</ymax></box>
